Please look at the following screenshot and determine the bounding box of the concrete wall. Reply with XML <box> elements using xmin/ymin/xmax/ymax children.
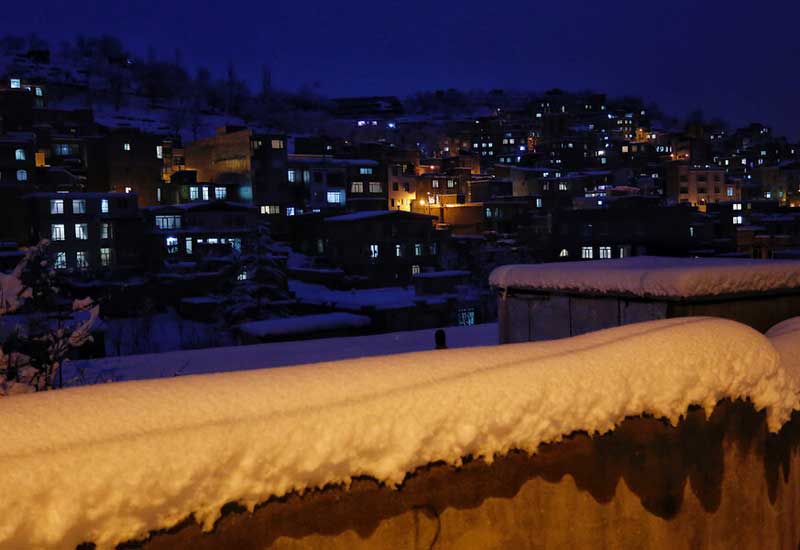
<box><xmin>124</xmin><ymin>400</ymin><xmax>800</xmax><ymax>550</ymax></box>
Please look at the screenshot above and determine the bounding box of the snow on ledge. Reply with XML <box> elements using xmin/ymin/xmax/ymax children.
<box><xmin>238</xmin><ymin>313</ymin><xmax>371</xmax><ymax>338</ymax></box>
<box><xmin>0</xmin><ymin>317</ymin><xmax>797</xmax><ymax>549</ymax></box>
<box><xmin>490</xmin><ymin>257</ymin><xmax>800</xmax><ymax>298</ymax></box>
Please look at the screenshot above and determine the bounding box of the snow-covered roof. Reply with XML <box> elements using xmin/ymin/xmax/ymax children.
<box><xmin>2</xmin><ymin>317</ymin><xmax>797</xmax><ymax>549</ymax></box>
<box><xmin>325</xmin><ymin>210</ymin><xmax>435</xmax><ymax>222</ymax></box>
<box><xmin>490</xmin><ymin>257</ymin><xmax>800</xmax><ymax>298</ymax></box>
<box><xmin>238</xmin><ymin>313</ymin><xmax>371</xmax><ymax>338</ymax></box>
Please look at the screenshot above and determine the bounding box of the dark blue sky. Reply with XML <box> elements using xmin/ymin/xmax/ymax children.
<box><xmin>8</xmin><ymin>0</ymin><xmax>800</xmax><ymax>137</ymax></box>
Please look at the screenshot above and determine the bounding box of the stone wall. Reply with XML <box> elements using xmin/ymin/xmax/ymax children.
<box><xmin>118</xmin><ymin>400</ymin><xmax>800</xmax><ymax>550</ymax></box>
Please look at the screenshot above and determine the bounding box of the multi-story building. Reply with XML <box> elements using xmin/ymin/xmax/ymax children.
<box><xmin>665</xmin><ymin>163</ymin><xmax>737</xmax><ymax>208</ymax></box>
<box><xmin>184</xmin><ymin>126</ymin><xmax>288</xmax><ymax>213</ymax></box>
<box><xmin>26</xmin><ymin>192</ymin><xmax>141</xmax><ymax>272</ymax></box>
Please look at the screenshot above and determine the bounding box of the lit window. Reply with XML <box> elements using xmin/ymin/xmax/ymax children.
<box><xmin>260</xmin><ymin>205</ymin><xmax>280</xmax><ymax>214</ymax></box>
<box><xmin>360</xmin><ymin>167</ymin><xmax>373</xmax><ymax>175</ymax></box>
<box><xmin>155</xmin><ymin>215</ymin><xmax>181</xmax><ymax>230</ymax></box>
<box><xmin>189</xmin><ymin>186</ymin><xmax>199</xmax><ymax>200</ymax></box>
<box><xmin>166</xmin><ymin>236</ymin><xmax>179</xmax><ymax>254</ymax></box>
<box><xmin>10</xmin><ymin>79</ymin><xmax>21</xmax><ymax>89</ymax></box>
<box><xmin>412</xmin><ymin>264</ymin><xmax>420</xmax><ymax>275</ymax></box>
<box><xmin>202</xmin><ymin>187</ymin><xmax>209</xmax><ymax>201</ymax></box>
<box><xmin>432</xmin><ymin>180</ymin><xmax>439</xmax><ymax>188</ymax></box>
<box><xmin>101</xmin><ymin>199</ymin><xmax>109</xmax><ymax>213</ymax></box>
<box><xmin>599</xmin><ymin>246</ymin><xmax>612</xmax><ymax>259</ymax></box>
<box><xmin>76</xmin><ymin>251</ymin><xmax>88</xmax><ymax>269</ymax></box>
<box><xmin>101</xmin><ymin>223</ymin><xmax>111</xmax><ymax>239</ymax></box>
<box><xmin>16</xmin><ymin>170</ymin><xmax>27</xmax><ymax>182</ymax></box>
<box><xmin>447</xmin><ymin>179</ymin><xmax>455</xmax><ymax>189</ymax></box>
<box><xmin>287</xmin><ymin>170</ymin><xmax>296</xmax><ymax>183</ymax></box>
<box><xmin>14</xmin><ymin>149</ymin><xmax>26</xmax><ymax>161</ymax></box>
<box><xmin>559</xmin><ymin>249</ymin><xmax>569</xmax><ymax>257</ymax></box>
<box><xmin>35</xmin><ymin>86</ymin><xmax>43</xmax><ymax>97</ymax></box>
<box><xmin>485</xmin><ymin>207</ymin><xmax>492</xmax><ymax>218</ymax></box>
<box><xmin>157</xmin><ymin>188</ymin><xmax>162</xmax><ymax>203</ymax></box>
<box><xmin>733</xmin><ymin>203</ymin><xmax>742</xmax><ymax>211</ymax></box>
<box><xmin>237</xmin><ymin>269</ymin><xmax>247</xmax><ymax>281</ymax></box>
<box><xmin>414</xmin><ymin>243</ymin><xmax>423</xmax><ymax>256</ymax></box>
<box><xmin>558</xmin><ymin>182</ymin><xmax>568</xmax><ymax>191</ymax></box>
<box><xmin>726</xmin><ymin>187</ymin><xmax>734</xmax><ymax>197</ymax></box>
<box><xmin>286</xmin><ymin>207</ymin><xmax>295</xmax><ymax>216</ymax></box>
<box><xmin>74</xmin><ymin>224</ymin><xmax>88</xmax><ymax>240</ymax></box>
<box><xmin>536</xmin><ymin>198</ymin><xmax>543</xmax><ymax>208</ymax></box>
<box><xmin>51</xmin><ymin>224</ymin><xmax>65</xmax><ymax>241</ymax></box>
<box><xmin>765</xmin><ymin>192</ymin><xmax>772</xmax><ymax>199</ymax></box>
<box><xmin>54</xmin><ymin>251</ymin><xmax>66</xmax><ymax>269</ymax></box>
<box><xmin>457</xmin><ymin>308</ymin><xmax>476</xmax><ymax>326</ymax></box>
<box><xmin>50</xmin><ymin>199</ymin><xmax>64</xmax><ymax>214</ymax></box>
<box><xmin>351</xmin><ymin>182</ymin><xmax>364</xmax><ymax>193</ymax></box>
<box><xmin>123</xmin><ymin>143</ymin><xmax>131</xmax><ymax>151</ymax></box>
<box><xmin>689</xmin><ymin>227</ymin><xmax>695</xmax><ymax>238</ymax></box>
<box><xmin>370</xmin><ymin>244</ymin><xmax>379</xmax><ymax>258</ymax></box>
<box><xmin>271</xmin><ymin>139</ymin><xmax>284</xmax><ymax>149</ymax></box>
<box><xmin>395</xmin><ymin>244</ymin><xmax>402</xmax><ymax>257</ymax></box>
<box><xmin>185</xmin><ymin>238</ymin><xmax>193</xmax><ymax>255</ymax></box>
<box><xmin>733</xmin><ymin>216</ymin><xmax>743</xmax><ymax>225</ymax></box>
<box><xmin>302</xmin><ymin>170</ymin><xmax>311</xmax><ymax>184</ymax></box>
<box><xmin>100</xmin><ymin>248</ymin><xmax>111</xmax><ymax>267</ymax></box>
<box><xmin>581</xmin><ymin>246</ymin><xmax>593</xmax><ymax>259</ymax></box>
<box><xmin>156</xmin><ymin>145</ymin><xmax>163</xmax><ymax>159</ymax></box>
<box><xmin>215</xmin><ymin>187</ymin><xmax>227</xmax><ymax>200</ymax></box>
<box><xmin>369</xmin><ymin>182</ymin><xmax>382</xmax><ymax>193</ymax></box>
<box><xmin>326</xmin><ymin>191</ymin><xmax>343</xmax><ymax>204</ymax></box>
<box><xmin>72</xmin><ymin>199</ymin><xmax>86</xmax><ymax>214</ymax></box>
<box><xmin>125</xmin><ymin>187</ymin><xmax>132</xmax><ymax>194</ymax></box>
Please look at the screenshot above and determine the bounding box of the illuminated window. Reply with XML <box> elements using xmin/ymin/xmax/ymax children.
<box><xmin>50</xmin><ymin>199</ymin><xmax>64</xmax><ymax>214</ymax></box>
<box><xmin>165</xmin><ymin>236</ymin><xmax>179</xmax><ymax>254</ymax></box>
<box><xmin>100</xmin><ymin>248</ymin><xmax>111</xmax><ymax>267</ymax></box>
<box><xmin>14</xmin><ymin>149</ymin><xmax>25</xmax><ymax>161</ymax></box>
<box><xmin>414</xmin><ymin>243</ymin><xmax>423</xmax><ymax>256</ymax></box>
<box><xmin>72</xmin><ymin>199</ymin><xmax>86</xmax><ymax>214</ymax></box>
<box><xmin>369</xmin><ymin>182</ymin><xmax>382</xmax><ymax>193</ymax></box>
<box><xmin>10</xmin><ymin>79</ymin><xmax>21</xmax><ymax>89</ymax></box>
<box><xmin>447</xmin><ymin>179</ymin><xmax>455</xmax><ymax>189</ymax></box>
<box><xmin>156</xmin><ymin>145</ymin><xmax>163</xmax><ymax>159</ymax></box>
<box><xmin>190</xmin><ymin>186</ymin><xmax>199</xmax><ymax>200</ymax></box>
<box><xmin>432</xmin><ymin>180</ymin><xmax>439</xmax><ymax>188</ymax></box>
<box><xmin>123</xmin><ymin>143</ymin><xmax>131</xmax><ymax>151</ymax></box>
<box><xmin>260</xmin><ymin>205</ymin><xmax>279</xmax><ymax>214</ymax></box>
<box><xmin>395</xmin><ymin>244</ymin><xmax>402</xmax><ymax>257</ymax></box>
<box><xmin>101</xmin><ymin>223</ymin><xmax>111</xmax><ymax>239</ymax></box>
<box><xmin>351</xmin><ymin>182</ymin><xmax>364</xmax><ymax>193</ymax></box>
<box><xmin>16</xmin><ymin>169</ymin><xmax>27</xmax><ymax>182</ymax></box>
<box><xmin>74</xmin><ymin>223</ymin><xmax>88</xmax><ymax>240</ymax></box>
<box><xmin>558</xmin><ymin>182</ymin><xmax>568</xmax><ymax>191</ymax></box>
<box><xmin>125</xmin><ymin>187</ymin><xmax>132</xmax><ymax>194</ymax></box>
<box><xmin>581</xmin><ymin>246</ymin><xmax>593</xmax><ymax>259</ymax></box>
<box><xmin>101</xmin><ymin>199</ymin><xmax>109</xmax><ymax>213</ymax></box>
<box><xmin>457</xmin><ymin>308</ymin><xmax>476</xmax><ymax>326</ymax></box>
<box><xmin>559</xmin><ymin>249</ymin><xmax>569</xmax><ymax>257</ymax></box>
<box><xmin>733</xmin><ymin>203</ymin><xmax>742</xmax><ymax>211</ymax></box>
<box><xmin>237</xmin><ymin>269</ymin><xmax>247</xmax><ymax>281</ymax></box>
<box><xmin>327</xmin><ymin>191</ymin><xmax>344</xmax><ymax>204</ymax></box>
<box><xmin>733</xmin><ymin>216</ymin><xmax>743</xmax><ymax>225</ymax></box>
<box><xmin>412</xmin><ymin>264</ymin><xmax>420</xmax><ymax>275</ymax></box>
<box><xmin>536</xmin><ymin>198</ymin><xmax>543</xmax><ymax>208</ymax></box>
<box><xmin>287</xmin><ymin>170</ymin><xmax>296</xmax><ymax>183</ymax></box>
<box><xmin>215</xmin><ymin>187</ymin><xmax>227</xmax><ymax>200</ymax></box>
<box><xmin>155</xmin><ymin>215</ymin><xmax>181</xmax><ymax>230</ymax></box>
<box><xmin>599</xmin><ymin>246</ymin><xmax>612</xmax><ymax>259</ymax></box>
<box><xmin>271</xmin><ymin>139</ymin><xmax>284</xmax><ymax>149</ymax></box>
<box><xmin>54</xmin><ymin>252</ymin><xmax>66</xmax><ymax>269</ymax></box>
<box><xmin>76</xmin><ymin>251</ymin><xmax>88</xmax><ymax>269</ymax></box>
<box><xmin>185</xmin><ymin>238</ymin><xmax>193</xmax><ymax>255</ymax></box>
<box><xmin>202</xmin><ymin>186</ymin><xmax>209</xmax><ymax>201</ymax></box>
<box><xmin>286</xmin><ymin>207</ymin><xmax>295</xmax><ymax>216</ymax></box>
<box><xmin>369</xmin><ymin>244</ymin><xmax>379</xmax><ymax>258</ymax></box>
<box><xmin>360</xmin><ymin>167</ymin><xmax>373</xmax><ymax>175</ymax></box>
<box><xmin>51</xmin><ymin>224</ymin><xmax>65</xmax><ymax>241</ymax></box>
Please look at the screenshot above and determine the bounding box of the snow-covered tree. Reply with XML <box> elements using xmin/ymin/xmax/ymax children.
<box><xmin>0</xmin><ymin>241</ymin><xmax>99</xmax><ymax>397</ymax></box>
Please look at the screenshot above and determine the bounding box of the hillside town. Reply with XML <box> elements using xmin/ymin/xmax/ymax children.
<box><xmin>2</xmin><ymin>34</ymin><xmax>800</xmax><ymax>364</ymax></box>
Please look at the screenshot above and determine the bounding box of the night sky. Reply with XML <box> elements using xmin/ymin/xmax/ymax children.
<box><xmin>7</xmin><ymin>0</ymin><xmax>800</xmax><ymax>137</ymax></box>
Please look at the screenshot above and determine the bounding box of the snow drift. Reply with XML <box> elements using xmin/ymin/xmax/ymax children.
<box><xmin>0</xmin><ymin>317</ymin><xmax>797</xmax><ymax>549</ymax></box>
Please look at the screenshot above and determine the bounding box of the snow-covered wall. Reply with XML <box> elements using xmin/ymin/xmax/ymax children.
<box><xmin>0</xmin><ymin>317</ymin><xmax>798</xmax><ymax>549</ymax></box>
